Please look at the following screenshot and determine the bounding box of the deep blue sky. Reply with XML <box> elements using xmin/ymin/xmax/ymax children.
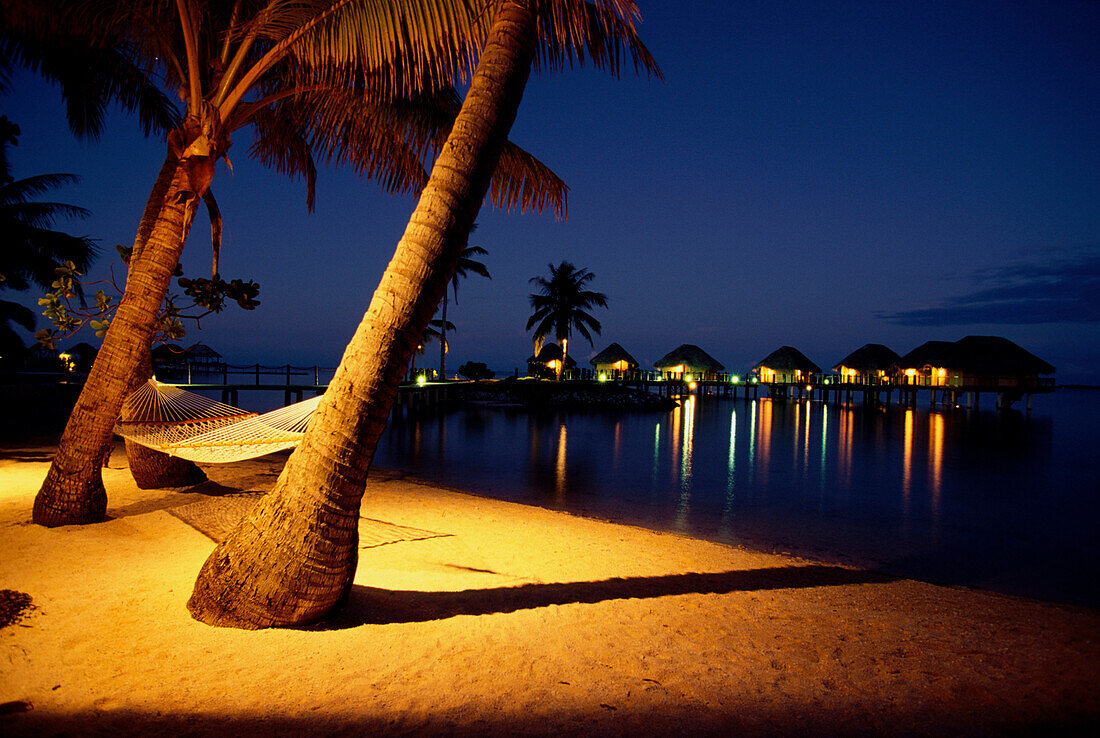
<box><xmin>5</xmin><ymin>0</ymin><xmax>1099</xmax><ymax>381</ymax></box>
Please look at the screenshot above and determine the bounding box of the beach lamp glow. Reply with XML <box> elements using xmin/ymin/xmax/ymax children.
<box><xmin>416</xmin><ymin>374</ymin><xmax>427</xmax><ymax>386</ymax></box>
<box><xmin>731</xmin><ymin>375</ymin><xmax>740</xmax><ymax>384</ymax></box>
<box><xmin>688</xmin><ymin>380</ymin><xmax>698</xmax><ymax>392</ymax></box>
<box><xmin>598</xmin><ymin>373</ymin><xmax>608</xmax><ymax>383</ymax></box>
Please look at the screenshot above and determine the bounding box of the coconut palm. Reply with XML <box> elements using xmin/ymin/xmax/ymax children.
<box><xmin>0</xmin><ymin>115</ymin><xmax>97</xmax><ymax>361</ymax></box>
<box><xmin>526</xmin><ymin>261</ymin><xmax>607</xmax><ymax>380</ymax></box>
<box><xmin>0</xmin><ymin>115</ymin><xmax>97</xmax><ymax>293</ymax></box>
<box><xmin>3</xmin><ymin>0</ymin><xmax>566</xmax><ymax>526</ymax></box>
<box><xmin>187</xmin><ymin>0</ymin><xmax>658</xmax><ymax>629</ymax></box>
<box><xmin>439</xmin><ymin>242</ymin><xmax>490</xmax><ymax>379</ymax></box>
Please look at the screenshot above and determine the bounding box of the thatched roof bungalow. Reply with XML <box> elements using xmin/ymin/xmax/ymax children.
<box><xmin>151</xmin><ymin>343</ymin><xmax>187</xmax><ymax>369</ymax></box>
<box><xmin>898</xmin><ymin>336</ymin><xmax>1054</xmax><ymax>388</ymax></box>
<box><xmin>589</xmin><ymin>343</ymin><xmax>639</xmax><ymax>374</ymax></box>
<box><xmin>653</xmin><ymin>344</ymin><xmax>724</xmax><ymax>378</ymax></box>
<box><xmin>753</xmin><ymin>346</ymin><xmax>821</xmax><ymax>384</ymax></box>
<box><xmin>526</xmin><ymin>343</ymin><xmax>576</xmax><ymax>378</ymax></box>
<box><xmin>184</xmin><ymin>342</ymin><xmax>223</xmax><ymax>365</ymax></box>
<box><xmin>833</xmin><ymin>343</ymin><xmax>900</xmax><ymax>383</ymax></box>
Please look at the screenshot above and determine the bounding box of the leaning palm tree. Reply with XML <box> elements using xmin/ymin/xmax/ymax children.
<box><xmin>188</xmin><ymin>0</ymin><xmax>658</xmax><ymax>629</ymax></box>
<box><xmin>439</xmin><ymin>242</ymin><xmax>490</xmax><ymax>379</ymax></box>
<box><xmin>526</xmin><ymin>261</ymin><xmax>608</xmax><ymax>380</ymax></box>
<box><xmin>4</xmin><ymin>0</ymin><xmax>566</xmax><ymax>526</ymax></box>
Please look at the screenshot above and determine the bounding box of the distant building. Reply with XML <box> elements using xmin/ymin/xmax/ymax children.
<box><xmin>753</xmin><ymin>346</ymin><xmax>821</xmax><ymax>384</ymax></box>
<box><xmin>896</xmin><ymin>336</ymin><xmax>1054</xmax><ymax>388</ymax></box>
<box><xmin>184</xmin><ymin>342</ymin><xmax>223</xmax><ymax>368</ymax></box>
<box><xmin>526</xmin><ymin>343</ymin><xmax>575</xmax><ymax>379</ymax></box>
<box><xmin>589</xmin><ymin>343</ymin><xmax>640</xmax><ymax>375</ymax></box>
<box><xmin>833</xmin><ymin>343</ymin><xmax>900</xmax><ymax>384</ymax></box>
<box><xmin>653</xmin><ymin>344</ymin><xmax>725</xmax><ymax>379</ymax></box>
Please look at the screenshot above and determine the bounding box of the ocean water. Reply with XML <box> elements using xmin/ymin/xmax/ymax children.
<box><xmin>372</xmin><ymin>388</ymin><xmax>1100</xmax><ymax>608</ymax></box>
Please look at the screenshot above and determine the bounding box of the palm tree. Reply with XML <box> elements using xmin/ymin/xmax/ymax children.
<box><xmin>439</xmin><ymin>242</ymin><xmax>490</xmax><ymax>379</ymax></box>
<box><xmin>526</xmin><ymin>261</ymin><xmax>608</xmax><ymax>380</ymax></box>
<box><xmin>0</xmin><ymin>115</ymin><xmax>97</xmax><ymax>359</ymax></box>
<box><xmin>410</xmin><ymin>318</ymin><xmax>453</xmax><ymax>380</ymax></box>
<box><xmin>187</xmin><ymin>0</ymin><xmax>658</xmax><ymax>629</ymax></box>
<box><xmin>4</xmin><ymin>0</ymin><xmax>566</xmax><ymax>526</ymax></box>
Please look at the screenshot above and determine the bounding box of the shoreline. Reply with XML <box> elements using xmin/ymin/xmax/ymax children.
<box><xmin>2</xmin><ymin>441</ymin><xmax>1099</xmax><ymax>735</ymax></box>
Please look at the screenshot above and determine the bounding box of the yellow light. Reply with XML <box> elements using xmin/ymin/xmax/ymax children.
<box><xmin>805</xmin><ymin>385</ymin><xmax>812</xmax><ymax>392</ymax></box>
<box><xmin>905</xmin><ymin>368</ymin><xmax>916</xmax><ymax>377</ymax></box>
<box><xmin>598</xmin><ymin>373</ymin><xmax>608</xmax><ymax>382</ymax></box>
<box><xmin>684</xmin><ymin>374</ymin><xmax>693</xmax><ymax>382</ymax></box>
<box><xmin>688</xmin><ymin>381</ymin><xmax>697</xmax><ymax>391</ymax></box>
<box><xmin>547</xmin><ymin>359</ymin><xmax>560</xmax><ymax>370</ymax></box>
<box><xmin>937</xmin><ymin>368</ymin><xmax>946</xmax><ymax>378</ymax></box>
<box><xmin>416</xmin><ymin>375</ymin><xmax>427</xmax><ymax>386</ymax></box>
<box><xmin>731</xmin><ymin>375</ymin><xmax>740</xmax><ymax>383</ymax></box>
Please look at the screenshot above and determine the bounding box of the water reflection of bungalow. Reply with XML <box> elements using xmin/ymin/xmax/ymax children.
<box><xmin>897</xmin><ymin>336</ymin><xmax>1054</xmax><ymax>389</ymax></box>
<box><xmin>653</xmin><ymin>344</ymin><xmax>724</xmax><ymax>379</ymax></box>
<box><xmin>754</xmin><ymin>346</ymin><xmax>821</xmax><ymax>384</ymax></box>
<box><xmin>526</xmin><ymin>343</ymin><xmax>575</xmax><ymax>379</ymax></box>
<box><xmin>833</xmin><ymin>343</ymin><xmax>900</xmax><ymax>384</ymax></box>
<box><xmin>589</xmin><ymin>342</ymin><xmax>639</xmax><ymax>375</ymax></box>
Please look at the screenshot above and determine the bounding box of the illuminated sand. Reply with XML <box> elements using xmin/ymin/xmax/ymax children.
<box><xmin>2</xmin><ymin>442</ymin><xmax>1098</xmax><ymax>735</ymax></box>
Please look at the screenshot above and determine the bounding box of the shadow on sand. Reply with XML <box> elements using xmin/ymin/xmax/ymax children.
<box><xmin>314</xmin><ymin>564</ymin><xmax>898</xmax><ymax>628</ymax></box>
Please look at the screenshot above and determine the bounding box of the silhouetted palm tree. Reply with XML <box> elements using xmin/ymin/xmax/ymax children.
<box><xmin>527</xmin><ymin>261</ymin><xmax>608</xmax><ymax>380</ymax></box>
<box><xmin>439</xmin><ymin>242</ymin><xmax>490</xmax><ymax>379</ymax></box>
<box><xmin>0</xmin><ymin>115</ymin><xmax>96</xmax><ymax>360</ymax></box>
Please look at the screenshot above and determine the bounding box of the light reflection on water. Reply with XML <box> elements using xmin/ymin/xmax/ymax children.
<box><xmin>374</xmin><ymin>390</ymin><xmax>1098</xmax><ymax>607</ymax></box>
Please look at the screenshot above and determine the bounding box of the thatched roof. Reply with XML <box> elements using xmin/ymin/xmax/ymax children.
<box><xmin>185</xmin><ymin>342</ymin><xmax>221</xmax><ymax>359</ymax></box>
<box><xmin>895</xmin><ymin>340</ymin><xmax>954</xmax><ymax>369</ymax></box>
<box><xmin>753</xmin><ymin>346</ymin><xmax>821</xmax><ymax>374</ymax></box>
<box><xmin>653</xmin><ymin>344</ymin><xmax>725</xmax><ymax>372</ymax></box>
<box><xmin>589</xmin><ymin>342</ymin><xmax>639</xmax><ymax>368</ymax></box>
<box><xmin>526</xmin><ymin>343</ymin><xmax>577</xmax><ymax>367</ymax></box>
<box><xmin>833</xmin><ymin>343</ymin><xmax>900</xmax><ymax>372</ymax></box>
<box><xmin>930</xmin><ymin>336</ymin><xmax>1055</xmax><ymax>375</ymax></box>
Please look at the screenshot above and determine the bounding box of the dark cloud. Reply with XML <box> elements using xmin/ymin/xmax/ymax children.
<box><xmin>879</xmin><ymin>250</ymin><xmax>1100</xmax><ymax>326</ymax></box>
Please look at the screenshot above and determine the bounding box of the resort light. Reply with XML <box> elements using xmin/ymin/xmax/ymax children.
<box><xmin>598</xmin><ymin>373</ymin><xmax>608</xmax><ymax>383</ymax></box>
<box><xmin>688</xmin><ymin>380</ymin><xmax>698</xmax><ymax>391</ymax></box>
<box><xmin>416</xmin><ymin>375</ymin><xmax>427</xmax><ymax>386</ymax></box>
<box><xmin>731</xmin><ymin>375</ymin><xmax>740</xmax><ymax>383</ymax></box>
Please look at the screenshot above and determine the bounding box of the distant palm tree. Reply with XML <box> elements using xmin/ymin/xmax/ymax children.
<box><xmin>439</xmin><ymin>242</ymin><xmax>490</xmax><ymax>379</ymax></box>
<box><xmin>527</xmin><ymin>261</ymin><xmax>608</xmax><ymax>380</ymax></box>
<box><xmin>411</xmin><ymin>318</ymin><xmax>454</xmax><ymax>380</ymax></box>
<box><xmin>0</xmin><ymin>115</ymin><xmax>96</xmax><ymax>360</ymax></box>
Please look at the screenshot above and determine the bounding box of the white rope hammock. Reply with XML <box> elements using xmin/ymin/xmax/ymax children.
<box><xmin>114</xmin><ymin>379</ymin><xmax>322</xmax><ymax>464</ymax></box>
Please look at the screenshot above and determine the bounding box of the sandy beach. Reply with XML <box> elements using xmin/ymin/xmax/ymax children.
<box><xmin>2</xmin><ymin>440</ymin><xmax>1098</xmax><ymax>736</ymax></box>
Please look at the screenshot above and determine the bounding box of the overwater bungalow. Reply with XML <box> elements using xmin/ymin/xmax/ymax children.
<box><xmin>589</xmin><ymin>343</ymin><xmax>640</xmax><ymax>376</ymax></box>
<box><xmin>754</xmin><ymin>346</ymin><xmax>822</xmax><ymax>384</ymax></box>
<box><xmin>897</xmin><ymin>336</ymin><xmax>1054</xmax><ymax>389</ymax></box>
<box><xmin>653</xmin><ymin>344</ymin><xmax>725</xmax><ymax>379</ymax></box>
<box><xmin>833</xmin><ymin>343</ymin><xmax>901</xmax><ymax>385</ymax></box>
<box><xmin>184</xmin><ymin>342</ymin><xmax>224</xmax><ymax>368</ymax></box>
<box><xmin>526</xmin><ymin>343</ymin><xmax>575</xmax><ymax>379</ymax></box>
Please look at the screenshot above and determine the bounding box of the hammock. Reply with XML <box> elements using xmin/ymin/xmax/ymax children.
<box><xmin>114</xmin><ymin>379</ymin><xmax>322</xmax><ymax>464</ymax></box>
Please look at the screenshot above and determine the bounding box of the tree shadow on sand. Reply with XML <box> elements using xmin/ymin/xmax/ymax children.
<box><xmin>312</xmin><ymin>565</ymin><xmax>898</xmax><ymax>628</ymax></box>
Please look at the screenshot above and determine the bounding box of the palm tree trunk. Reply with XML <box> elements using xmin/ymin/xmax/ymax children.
<box><xmin>439</xmin><ymin>292</ymin><xmax>449</xmax><ymax>380</ymax></box>
<box><xmin>558</xmin><ymin>336</ymin><xmax>568</xmax><ymax>381</ymax></box>
<box><xmin>124</xmin><ymin>343</ymin><xmax>207</xmax><ymax>489</ymax></box>
<box><xmin>33</xmin><ymin>148</ymin><xmax>207</xmax><ymax>526</ymax></box>
<box><xmin>187</xmin><ymin>0</ymin><xmax>540</xmax><ymax>629</ymax></box>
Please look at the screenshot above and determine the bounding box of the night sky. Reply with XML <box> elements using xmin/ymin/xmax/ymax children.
<box><xmin>4</xmin><ymin>1</ymin><xmax>1099</xmax><ymax>382</ymax></box>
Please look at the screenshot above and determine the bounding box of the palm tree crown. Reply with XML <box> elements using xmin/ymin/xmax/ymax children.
<box><xmin>527</xmin><ymin>260</ymin><xmax>607</xmax><ymax>377</ymax></box>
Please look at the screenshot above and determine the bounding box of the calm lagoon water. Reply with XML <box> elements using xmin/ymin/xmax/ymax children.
<box><xmin>372</xmin><ymin>388</ymin><xmax>1100</xmax><ymax>608</ymax></box>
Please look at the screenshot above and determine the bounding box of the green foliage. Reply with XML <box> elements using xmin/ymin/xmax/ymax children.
<box><xmin>458</xmin><ymin>361</ymin><xmax>493</xmax><ymax>381</ymax></box>
<box><xmin>36</xmin><ymin>250</ymin><xmax>259</xmax><ymax>349</ymax></box>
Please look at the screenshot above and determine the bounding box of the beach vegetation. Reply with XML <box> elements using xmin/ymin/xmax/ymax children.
<box><xmin>3</xmin><ymin>0</ymin><xmax>566</xmax><ymax>526</ymax></box>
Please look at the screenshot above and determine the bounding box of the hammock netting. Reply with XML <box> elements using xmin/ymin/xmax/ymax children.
<box><xmin>114</xmin><ymin>380</ymin><xmax>322</xmax><ymax>464</ymax></box>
